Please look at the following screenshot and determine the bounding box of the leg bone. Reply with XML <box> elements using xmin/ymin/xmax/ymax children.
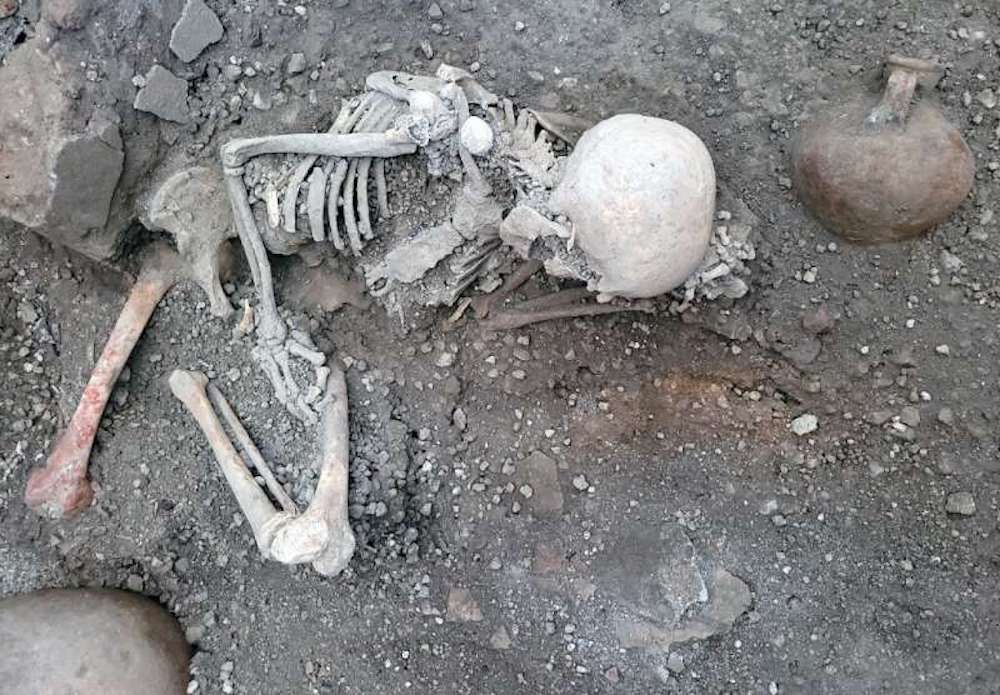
<box><xmin>206</xmin><ymin>383</ymin><xmax>297</xmax><ymax>514</ymax></box>
<box><xmin>169</xmin><ymin>370</ymin><xmax>288</xmax><ymax>555</ymax></box>
<box><xmin>25</xmin><ymin>245</ymin><xmax>180</xmax><ymax>518</ymax></box>
<box><xmin>170</xmin><ymin>369</ymin><xmax>355</xmax><ymax>577</ymax></box>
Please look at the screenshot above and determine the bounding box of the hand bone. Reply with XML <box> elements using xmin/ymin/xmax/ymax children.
<box><xmin>169</xmin><ymin>368</ymin><xmax>355</xmax><ymax>576</ymax></box>
<box><xmin>25</xmin><ymin>244</ymin><xmax>180</xmax><ymax>518</ymax></box>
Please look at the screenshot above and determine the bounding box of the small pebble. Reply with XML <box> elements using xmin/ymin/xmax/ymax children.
<box><xmin>790</xmin><ymin>414</ymin><xmax>818</xmax><ymax>436</ymax></box>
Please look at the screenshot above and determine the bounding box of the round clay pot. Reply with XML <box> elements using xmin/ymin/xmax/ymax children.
<box><xmin>792</xmin><ymin>55</ymin><xmax>975</xmax><ymax>243</ymax></box>
<box><xmin>0</xmin><ymin>588</ymin><xmax>190</xmax><ymax>694</ymax></box>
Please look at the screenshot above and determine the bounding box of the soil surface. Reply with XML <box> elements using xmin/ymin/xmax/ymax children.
<box><xmin>2</xmin><ymin>1</ymin><xmax>1000</xmax><ymax>694</ymax></box>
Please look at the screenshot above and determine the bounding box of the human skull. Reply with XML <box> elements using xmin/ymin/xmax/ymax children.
<box><xmin>503</xmin><ymin>114</ymin><xmax>716</xmax><ymax>299</ymax></box>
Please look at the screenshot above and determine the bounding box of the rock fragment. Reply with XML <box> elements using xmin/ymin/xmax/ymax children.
<box><xmin>666</xmin><ymin>652</ymin><xmax>685</xmax><ymax>673</ymax></box>
<box><xmin>134</xmin><ymin>66</ymin><xmax>190</xmax><ymax>123</ymax></box>
<box><xmin>0</xmin><ymin>43</ymin><xmax>126</xmax><ymax>259</ymax></box>
<box><xmin>43</xmin><ymin>0</ymin><xmax>91</xmax><ymax>29</ymax></box>
<box><xmin>489</xmin><ymin>626</ymin><xmax>512</xmax><ymax>650</ymax></box>
<box><xmin>790</xmin><ymin>413</ymin><xmax>818</xmax><ymax>436</ymax></box>
<box><xmin>384</xmin><ymin>224</ymin><xmax>463</xmax><ymax>283</ymax></box>
<box><xmin>445</xmin><ymin>587</ymin><xmax>483</xmax><ymax>622</ymax></box>
<box><xmin>518</xmin><ymin>451</ymin><xmax>564</xmax><ymax>518</ymax></box>
<box><xmin>169</xmin><ymin>0</ymin><xmax>224</xmax><ymax>63</ymax></box>
<box><xmin>945</xmin><ymin>492</ymin><xmax>976</xmax><ymax>516</ymax></box>
<box><xmin>801</xmin><ymin>304</ymin><xmax>835</xmax><ymax>334</ymax></box>
<box><xmin>286</xmin><ymin>52</ymin><xmax>307</xmax><ymax>75</ymax></box>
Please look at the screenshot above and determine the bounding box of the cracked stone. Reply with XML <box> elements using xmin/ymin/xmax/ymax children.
<box><xmin>134</xmin><ymin>66</ymin><xmax>190</xmax><ymax>123</ymax></box>
<box><xmin>169</xmin><ymin>0</ymin><xmax>224</xmax><ymax>62</ymax></box>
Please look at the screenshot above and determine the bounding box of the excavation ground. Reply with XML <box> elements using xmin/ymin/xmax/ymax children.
<box><xmin>2</xmin><ymin>1</ymin><xmax>1000</xmax><ymax>694</ymax></box>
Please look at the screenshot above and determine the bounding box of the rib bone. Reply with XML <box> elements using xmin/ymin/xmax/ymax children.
<box><xmin>25</xmin><ymin>245</ymin><xmax>180</xmax><ymax>518</ymax></box>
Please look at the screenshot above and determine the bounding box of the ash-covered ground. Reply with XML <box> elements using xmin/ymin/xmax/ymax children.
<box><xmin>1</xmin><ymin>1</ymin><xmax>999</xmax><ymax>693</ymax></box>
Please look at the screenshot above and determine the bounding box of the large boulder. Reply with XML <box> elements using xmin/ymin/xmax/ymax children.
<box><xmin>0</xmin><ymin>588</ymin><xmax>190</xmax><ymax>694</ymax></box>
<box><xmin>0</xmin><ymin>45</ymin><xmax>125</xmax><ymax>260</ymax></box>
<box><xmin>0</xmin><ymin>0</ymin><xmax>185</xmax><ymax>261</ymax></box>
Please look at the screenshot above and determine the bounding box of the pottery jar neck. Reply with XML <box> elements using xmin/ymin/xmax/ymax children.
<box><xmin>866</xmin><ymin>55</ymin><xmax>943</xmax><ymax>128</ymax></box>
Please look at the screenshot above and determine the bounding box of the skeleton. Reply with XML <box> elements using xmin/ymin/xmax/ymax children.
<box><xmin>164</xmin><ymin>64</ymin><xmax>753</xmax><ymax>574</ymax></box>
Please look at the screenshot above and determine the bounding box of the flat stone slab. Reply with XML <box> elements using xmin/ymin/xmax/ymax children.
<box><xmin>134</xmin><ymin>65</ymin><xmax>189</xmax><ymax>123</ymax></box>
<box><xmin>169</xmin><ymin>0</ymin><xmax>224</xmax><ymax>62</ymax></box>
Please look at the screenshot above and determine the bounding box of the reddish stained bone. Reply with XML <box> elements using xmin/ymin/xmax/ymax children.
<box><xmin>25</xmin><ymin>245</ymin><xmax>180</xmax><ymax>518</ymax></box>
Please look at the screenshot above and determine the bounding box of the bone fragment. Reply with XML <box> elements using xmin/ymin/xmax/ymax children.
<box><xmin>287</xmin><ymin>339</ymin><xmax>327</xmax><ymax>366</ymax></box>
<box><xmin>206</xmin><ymin>383</ymin><xmax>297</xmax><ymax>514</ymax></box>
<box><xmin>341</xmin><ymin>101</ymin><xmax>396</xmax><ymax>253</ymax></box>
<box><xmin>366</xmin><ymin>70</ymin><xmax>448</xmax><ymax>102</ymax></box>
<box><xmin>223</xmin><ymin>171</ymin><xmax>284</xmax><ymax>342</ymax></box>
<box><xmin>221</xmin><ymin>132</ymin><xmax>416</xmax><ymax>169</ymax></box>
<box><xmin>342</xmin><ymin>159</ymin><xmax>363</xmax><ymax>255</ymax></box>
<box><xmin>481</xmin><ymin>290</ymin><xmax>648</xmax><ymax>331</ymax></box>
<box><xmin>326</xmin><ymin>160</ymin><xmax>349</xmax><ymax>250</ymax></box>
<box><xmin>146</xmin><ymin>167</ymin><xmax>235</xmax><ymax>318</ymax></box>
<box><xmin>374</xmin><ymin>159</ymin><xmax>389</xmax><ymax>218</ymax></box>
<box><xmin>265</xmin><ymin>183</ymin><xmax>281</xmax><ymax>229</ymax></box>
<box><xmin>25</xmin><ymin>245</ymin><xmax>180</xmax><ymax>518</ymax></box>
<box><xmin>356</xmin><ymin>157</ymin><xmax>375</xmax><ymax>240</ymax></box>
<box><xmin>307</xmin><ymin>168</ymin><xmax>328</xmax><ymax>243</ymax></box>
<box><xmin>236</xmin><ymin>300</ymin><xmax>255</xmax><ymax>335</ymax></box>
<box><xmin>471</xmin><ymin>259</ymin><xmax>543</xmax><ymax>319</ymax></box>
<box><xmin>280</xmin><ymin>98</ymin><xmax>363</xmax><ymax>238</ymax></box>
<box><xmin>356</xmin><ymin>107</ymin><xmax>401</xmax><ymax>240</ymax></box>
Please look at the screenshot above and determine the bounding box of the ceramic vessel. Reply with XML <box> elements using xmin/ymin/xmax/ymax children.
<box><xmin>792</xmin><ymin>55</ymin><xmax>975</xmax><ymax>243</ymax></box>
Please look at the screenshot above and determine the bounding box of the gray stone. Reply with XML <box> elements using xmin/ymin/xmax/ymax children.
<box><xmin>489</xmin><ymin>626</ymin><xmax>512</xmax><ymax>650</ymax></box>
<box><xmin>43</xmin><ymin>0</ymin><xmax>92</xmax><ymax>29</ymax></box>
<box><xmin>518</xmin><ymin>451</ymin><xmax>564</xmax><ymax>518</ymax></box>
<box><xmin>801</xmin><ymin>304</ymin><xmax>835</xmax><ymax>334</ymax></box>
<box><xmin>169</xmin><ymin>0</ymin><xmax>224</xmax><ymax>63</ymax></box>
<box><xmin>0</xmin><ymin>44</ymin><xmax>125</xmax><ymax>259</ymax></box>
<box><xmin>0</xmin><ymin>589</ymin><xmax>189</xmax><ymax>694</ymax></box>
<box><xmin>899</xmin><ymin>406</ymin><xmax>921</xmax><ymax>428</ymax></box>
<box><xmin>603</xmin><ymin>524</ymin><xmax>707</xmax><ymax>626</ymax></box>
<box><xmin>286</xmin><ymin>52</ymin><xmax>307</xmax><ymax>75</ymax></box>
<box><xmin>666</xmin><ymin>652</ymin><xmax>685</xmax><ymax>673</ymax></box>
<box><xmin>945</xmin><ymin>492</ymin><xmax>976</xmax><ymax>516</ymax></box>
<box><xmin>134</xmin><ymin>65</ymin><xmax>190</xmax><ymax>123</ymax></box>
<box><xmin>445</xmin><ymin>587</ymin><xmax>483</xmax><ymax>622</ymax></box>
<box><xmin>614</xmin><ymin>567</ymin><xmax>752</xmax><ymax>651</ymax></box>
